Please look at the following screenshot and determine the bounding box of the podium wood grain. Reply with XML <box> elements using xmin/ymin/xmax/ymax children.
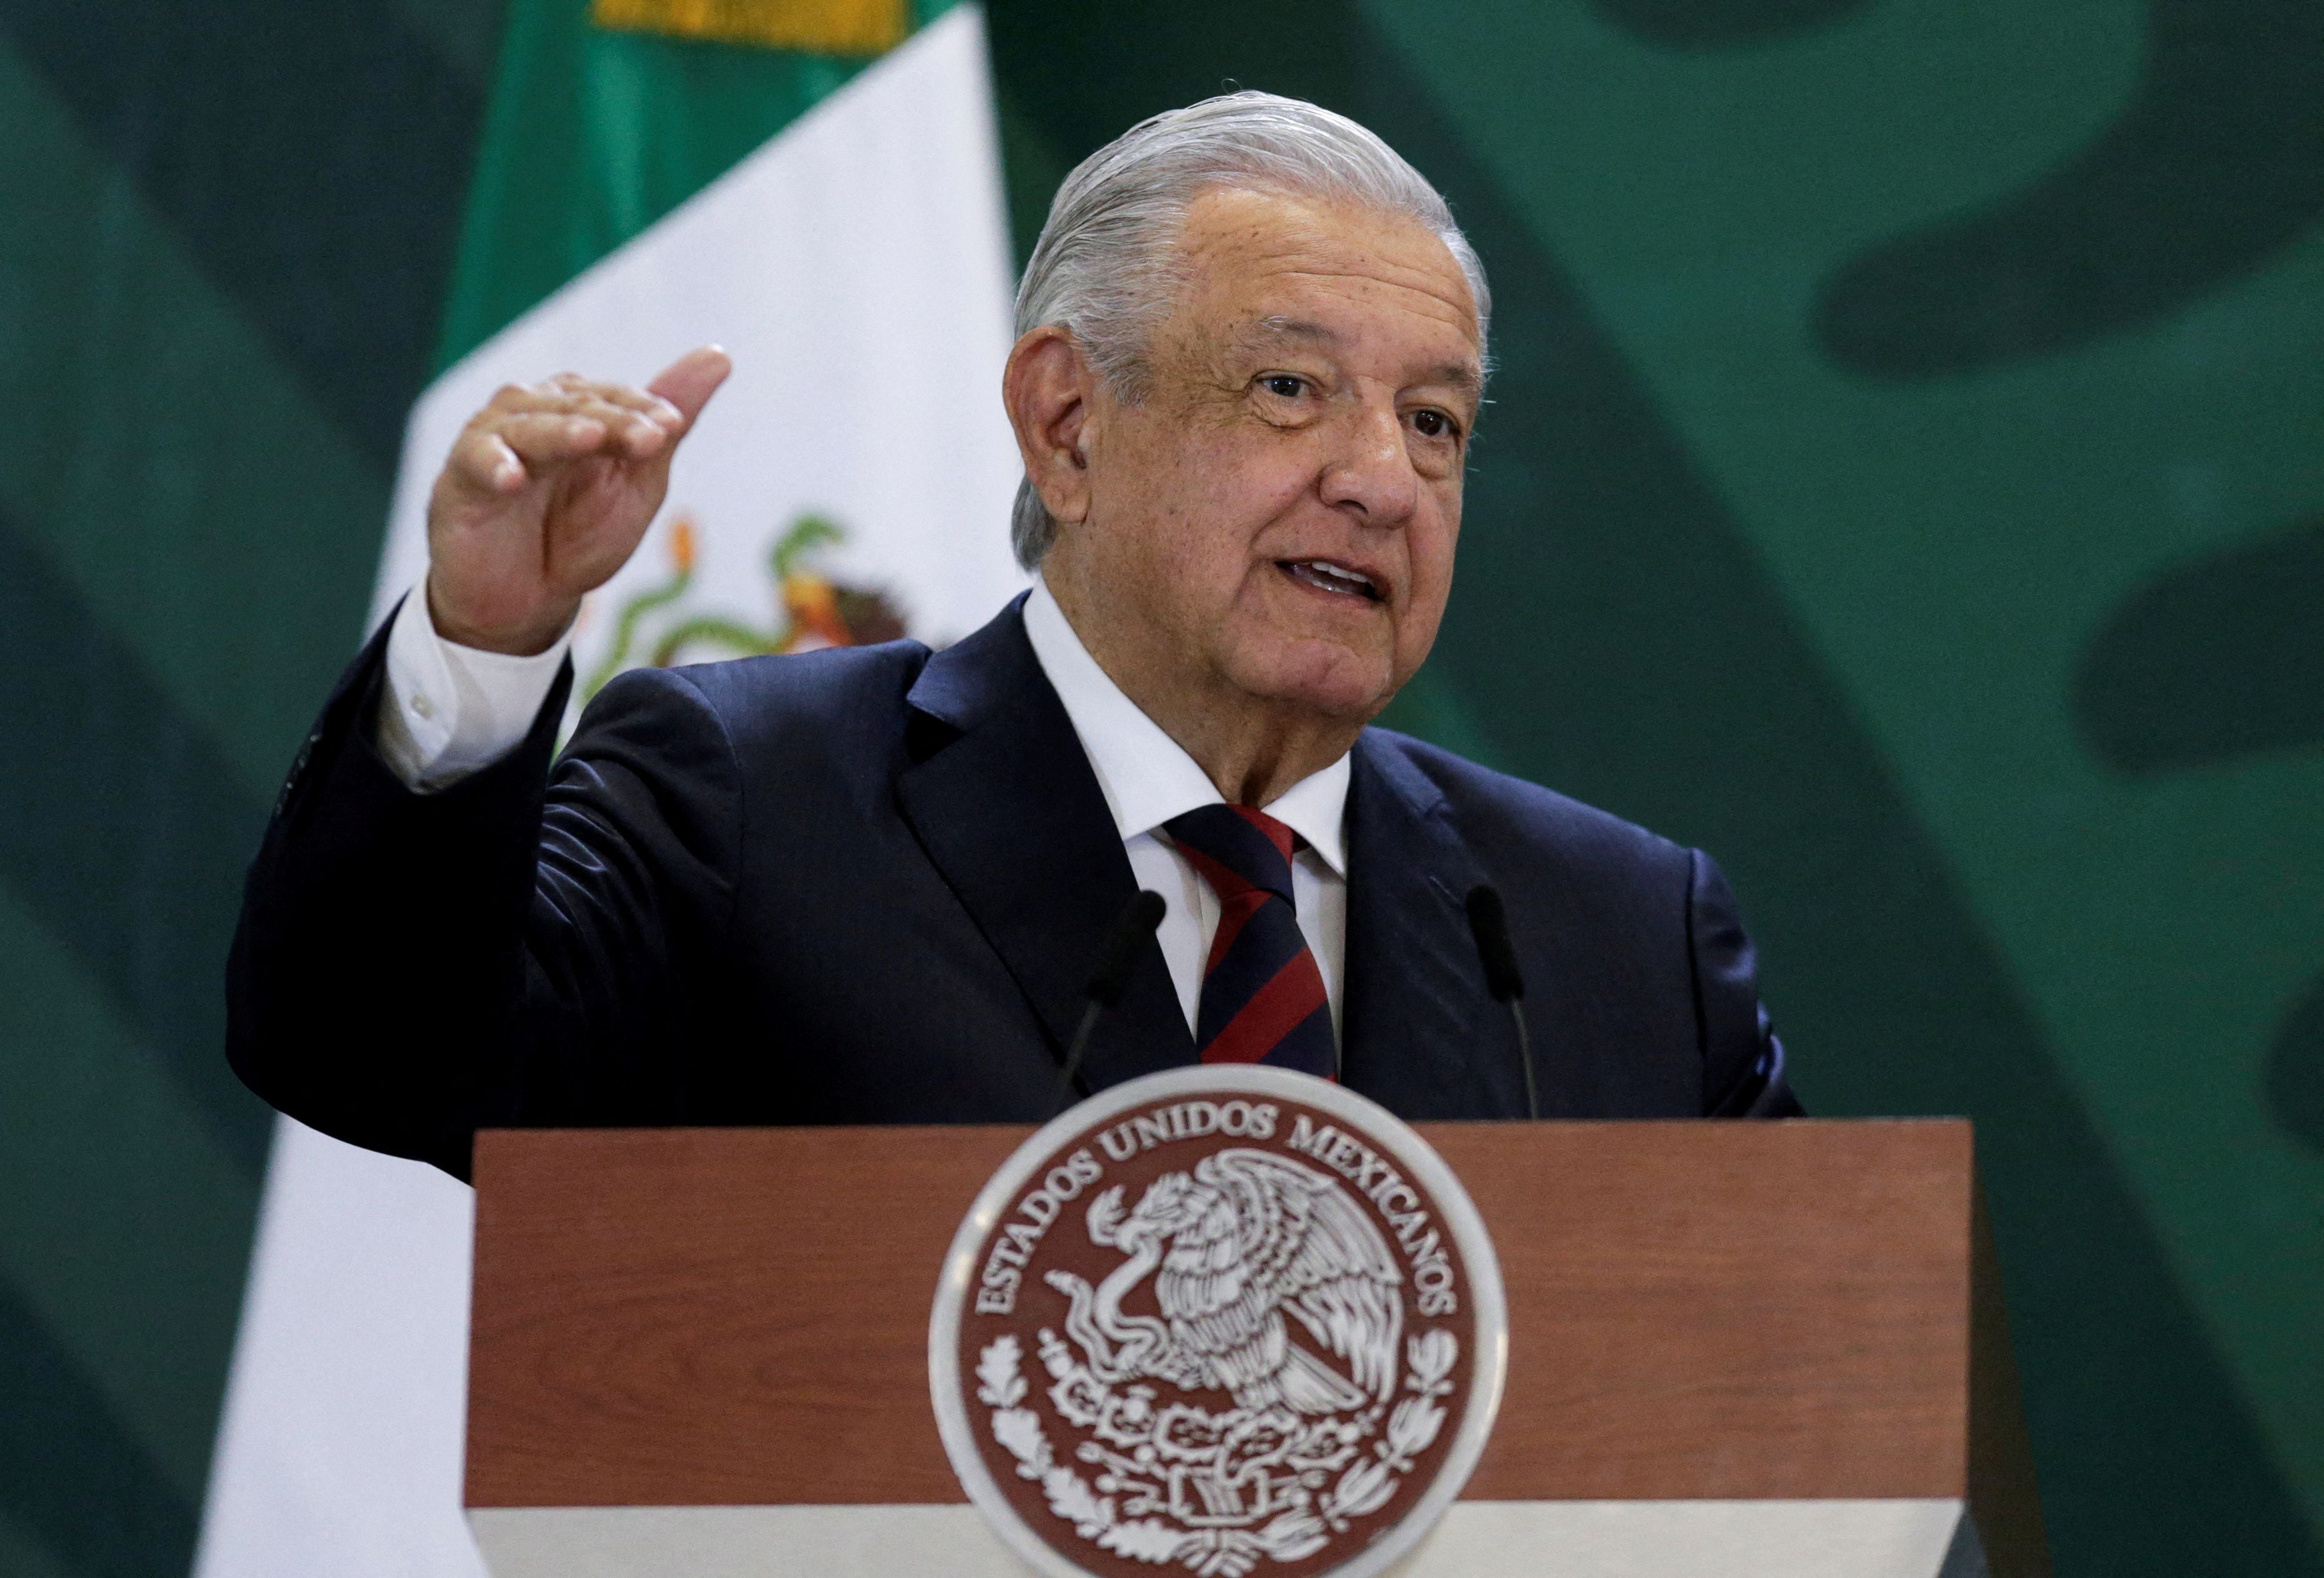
<box><xmin>467</xmin><ymin>1119</ymin><xmax>1975</xmax><ymax>1509</ymax></box>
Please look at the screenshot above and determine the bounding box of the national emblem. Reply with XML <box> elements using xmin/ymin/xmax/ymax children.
<box><xmin>931</xmin><ymin>1066</ymin><xmax>1507</xmax><ymax>1578</ymax></box>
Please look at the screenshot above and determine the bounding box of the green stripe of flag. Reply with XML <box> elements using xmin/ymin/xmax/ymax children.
<box><xmin>437</xmin><ymin>0</ymin><xmax>962</xmax><ymax>367</ymax></box>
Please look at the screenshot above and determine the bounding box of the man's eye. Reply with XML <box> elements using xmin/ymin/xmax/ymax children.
<box><xmin>1259</xmin><ymin>375</ymin><xmax>1308</xmax><ymax>399</ymax></box>
<box><xmin>1410</xmin><ymin>409</ymin><xmax>1459</xmax><ymax>440</ymax></box>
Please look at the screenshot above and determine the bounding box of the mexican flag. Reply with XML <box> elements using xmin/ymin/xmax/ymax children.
<box><xmin>195</xmin><ymin>4</ymin><xmax>1022</xmax><ymax>1573</ymax></box>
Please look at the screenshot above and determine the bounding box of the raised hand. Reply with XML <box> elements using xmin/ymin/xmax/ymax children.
<box><xmin>424</xmin><ymin>345</ymin><xmax>733</xmax><ymax>655</ymax></box>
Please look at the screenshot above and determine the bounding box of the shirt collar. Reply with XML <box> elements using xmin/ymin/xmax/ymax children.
<box><xmin>1021</xmin><ymin>578</ymin><xmax>1350</xmax><ymax>876</ymax></box>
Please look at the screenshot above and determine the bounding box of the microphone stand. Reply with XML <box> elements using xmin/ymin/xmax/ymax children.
<box><xmin>1052</xmin><ymin>890</ymin><xmax>1167</xmax><ymax>1115</ymax></box>
<box><xmin>1465</xmin><ymin>885</ymin><xmax>1539</xmax><ymax>1121</ymax></box>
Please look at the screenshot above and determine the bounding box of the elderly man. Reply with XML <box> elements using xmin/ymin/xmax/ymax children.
<box><xmin>228</xmin><ymin>92</ymin><xmax>1796</xmax><ymax>1178</ymax></box>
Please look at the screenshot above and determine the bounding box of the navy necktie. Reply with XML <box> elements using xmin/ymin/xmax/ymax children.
<box><xmin>1162</xmin><ymin>803</ymin><xmax>1337</xmax><ymax>1079</ymax></box>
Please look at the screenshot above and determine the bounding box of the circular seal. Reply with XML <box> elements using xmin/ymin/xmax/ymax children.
<box><xmin>930</xmin><ymin>1066</ymin><xmax>1506</xmax><ymax>1578</ymax></box>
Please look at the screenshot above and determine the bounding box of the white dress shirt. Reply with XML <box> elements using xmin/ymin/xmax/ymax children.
<box><xmin>1019</xmin><ymin>580</ymin><xmax>1349</xmax><ymax>1036</ymax></box>
<box><xmin>376</xmin><ymin>586</ymin><xmax>576</xmax><ymax>792</ymax></box>
<box><xmin>374</xmin><ymin>578</ymin><xmax>1352</xmax><ymax>1038</ymax></box>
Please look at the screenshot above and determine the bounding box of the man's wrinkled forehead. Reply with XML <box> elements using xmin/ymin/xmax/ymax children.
<box><xmin>1157</xmin><ymin>191</ymin><xmax>1482</xmax><ymax>380</ymax></box>
<box><xmin>1177</xmin><ymin>184</ymin><xmax>1457</xmax><ymax>275</ymax></box>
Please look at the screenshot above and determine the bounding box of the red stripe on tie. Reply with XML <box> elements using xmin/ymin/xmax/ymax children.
<box><xmin>1200</xmin><ymin>951</ymin><xmax>1330</xmax><ymax>1065</ymax></box>
<box><xmin>1178</xmin><ymin>843</ymin><xmax>1260</xmax><ymax>903</ymax></box>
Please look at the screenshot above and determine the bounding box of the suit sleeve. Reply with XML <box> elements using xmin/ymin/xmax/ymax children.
<box><xmin>1686</xmin><ymin>849</ymin><xmax>1804</xmax><ymax>1118</ymax></box>
<box><xmin>226</xmin><ymin>618</ymin><xmax>743</xmax><ymax>1178</ymax></box>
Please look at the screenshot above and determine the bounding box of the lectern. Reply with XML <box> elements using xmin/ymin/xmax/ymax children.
<box><xmin>464</xmin><ymin>1120</ymin><xmax>2046</xmax><ymax>1577</ymax></box>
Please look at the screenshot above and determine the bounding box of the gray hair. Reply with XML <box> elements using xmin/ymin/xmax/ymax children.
<box><xmin>1009</xmin><ymin>91</ymin><xmax>1490</xmax><ymax>568</ymax></box>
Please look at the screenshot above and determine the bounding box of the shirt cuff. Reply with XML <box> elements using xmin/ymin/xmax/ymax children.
<box><xmin>376</xmin><ymin>584</ymin><xmax>574</xmax><ymax>791</ymax></box>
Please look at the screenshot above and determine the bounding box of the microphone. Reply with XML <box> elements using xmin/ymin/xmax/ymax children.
<box><xmin>1465</xmin><ymin>885</ymin><xmax>1539</xmax><ymax>1121</ymax></box>
<box><xmin>1052</xmin><ymin>890</ymin><xmax>1168</xmax><ymax>1113</ymax></box>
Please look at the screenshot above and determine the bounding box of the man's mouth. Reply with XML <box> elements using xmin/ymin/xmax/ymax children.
<box><xmin>1279</xmin><ymin>559</ymin><xmax>1384</xmax><ymax>603</ymax></box>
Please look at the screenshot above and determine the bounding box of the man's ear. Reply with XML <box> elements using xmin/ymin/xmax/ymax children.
<box><xmin>1002</xmin><ymin>326</ymin><xmax>1097</xmax><ymax>528</ymax></box>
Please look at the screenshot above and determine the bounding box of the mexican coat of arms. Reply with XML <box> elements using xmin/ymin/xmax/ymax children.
<box><xmin>932</xmin><ymin>1066</ymin><xmax>1506</xmax><ymax>1578</ymax></box>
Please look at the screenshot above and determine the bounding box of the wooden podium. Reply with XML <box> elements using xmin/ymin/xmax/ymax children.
<box><xmin>464</xmin><ymin>1120</ymin><xmax>2046</xmax><ymax>1578</ymax></box>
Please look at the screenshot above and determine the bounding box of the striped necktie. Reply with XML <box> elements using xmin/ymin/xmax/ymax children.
<box><xmin>1162</xmin><ymin>803</ymin><xmax>1337</xmax><ymax>1079</ymax></box>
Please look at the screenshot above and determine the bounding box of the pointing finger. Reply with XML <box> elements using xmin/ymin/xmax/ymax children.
<box><xmin>537</xmin><ymin>374</ymin><xmax>685</xmax><ymax>430</ymax></box>
<box><xmin>487</xmin><ymin>377</ymin><xmax>683</xmax><ymax>435</ymax></box>
<box><xmin>587</xmin><ymin>380</ymin><xmax>686</xmax><ymax>429</ymax></box>
<box><xmin>510</xmin><ymin>394</ymin><xmax>671</xmax><ymax>454</ymax></box>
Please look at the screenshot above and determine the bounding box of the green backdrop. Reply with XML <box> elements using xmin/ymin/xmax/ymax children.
<box><xmin>1</xmin><ymin>1</ymin><xmax>2318</xmax><ymax>1574</ymax></box>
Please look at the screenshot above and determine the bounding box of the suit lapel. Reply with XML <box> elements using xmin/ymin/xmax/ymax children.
<box><xmin>1339</xmin><ymin>734</ymin><xmax>1518</xmax><ymax>1119</ymax></box>
<box><xmin>895</xmin><ymin>598</ymin><xmax>1192</xmax><ymax>1093</ymax></box>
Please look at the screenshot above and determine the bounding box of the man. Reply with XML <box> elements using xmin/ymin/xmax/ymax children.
<box><xmin>228</xmin><ymin>92</ymin><xmax>1797</xmax><ymax>1179</ymax></box>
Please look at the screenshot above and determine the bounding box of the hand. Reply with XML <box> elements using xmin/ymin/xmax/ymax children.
<box><xmin>424</xmin><ymin>346</ymin><xmax>732</xmax><ymax>655</ymax></box>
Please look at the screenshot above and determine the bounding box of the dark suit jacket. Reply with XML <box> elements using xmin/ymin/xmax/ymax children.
<box><xmin>227</xmin><ymin>595</ymin><xmax>1797</xmax><ymax>1179</ymax></box>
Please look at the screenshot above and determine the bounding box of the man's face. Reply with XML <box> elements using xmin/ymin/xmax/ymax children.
<box><xmin>1064</xmin><ymin>187</ymin><xmax>1483</xmax><ymax>725</ymax></box>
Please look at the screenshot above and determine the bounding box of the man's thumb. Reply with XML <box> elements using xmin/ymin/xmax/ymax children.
<box><xmin>649</xmin><ymin>345</ymin><xmax>733</xmax><ymax>430</ymax></box>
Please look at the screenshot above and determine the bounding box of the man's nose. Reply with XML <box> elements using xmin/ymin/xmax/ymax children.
<box><xmin>1317</xmin><ymin>397</ymin><xmax>1420</xmax><ymax>524</ymax></box>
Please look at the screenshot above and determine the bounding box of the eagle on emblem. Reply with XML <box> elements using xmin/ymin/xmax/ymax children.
<box><xmin>1047</xmin><ymin>1149</ymin><xmax>1404</xmax><ymax>1417</ymax></box>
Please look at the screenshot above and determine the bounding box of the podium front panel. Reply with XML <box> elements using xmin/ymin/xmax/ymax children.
<box><xmin>467</xmin><ymin>1119</ymin><xmax>2007</xmax><ymax>1576</ymax></box>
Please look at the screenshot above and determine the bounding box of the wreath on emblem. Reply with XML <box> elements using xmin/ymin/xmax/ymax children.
<box><xmin>972</xmin><ymin>1149</ymin><xmax>1460</xmax><ymax>1577</ymax></box>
